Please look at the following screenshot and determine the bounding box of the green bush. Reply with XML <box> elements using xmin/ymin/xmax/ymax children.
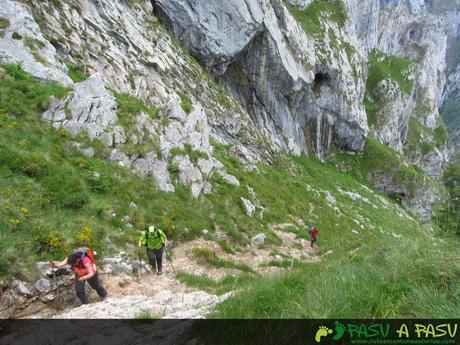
<box><xmin>33</xmin><ymin>230</ymin><xmax>69</xmax><ymax>257</ymax></box>
<box><xmin>83</xmin><ymin>161</ymin><xmax>114</xmax><ymax>193</ymax></box>
<box><xmin>42</xmin><ymin>168</ymin><xmax>89</xmax><ymax>209</ymax></box>
<box><xmin>11</xmin><ymin>32</ymin><xmax>22</xmax><ymax>40</ymax></box>
<box><xmin>167</xmin><ymin>162</ymin><xmax>179</xmax><ymax>176</ymax></box>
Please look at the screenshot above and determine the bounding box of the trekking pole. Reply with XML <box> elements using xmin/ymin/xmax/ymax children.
<box><xmin>50</xmin><ymin>262</ymin><xmax>62</xmax><ymax>310</ymax></box>
<box><xmin>138</xmin><ymin>247</ymin><xmax>142</xmax><ymax>279</ymax></box>
<box><xmin>164</xmin><ymin>247</ymin><xmax>176</xmax><ymax>275</ymax></box>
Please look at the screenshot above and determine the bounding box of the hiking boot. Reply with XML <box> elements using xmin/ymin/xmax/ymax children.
<box><xmin>157</xmin><ymin>270</ymin><xmax>163</xmax><ymax>276</ymax></box>
<box><xmin>99</xmin><ymin>294</ymin><xmax>108</xmax><ymax>302</ymax></box>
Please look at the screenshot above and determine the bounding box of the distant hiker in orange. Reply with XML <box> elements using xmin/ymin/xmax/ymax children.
<box><xmin>50</xmin><ymin>247</ymin><xmax>107</xmax><ymax>305</ymax></box>
<box><xmin>309</xmin><ymin>226</ymin><xmax>318</xmax><ymax>247</ymax></box>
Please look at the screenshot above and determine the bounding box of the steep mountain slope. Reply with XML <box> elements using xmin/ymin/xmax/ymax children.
<box><xmin>0</xmin><ymin>0</ymin><xmax>458</xmax><ymax>319</ymax></box>
<box><xmin>437</xmin><ymin>1</ymin><xmax>460</xmax><ymax>157</ymax></box>
<box><xmin>153</xmin><ymin>0</ymin><xmax>453</xmax><ymax>220</ymax></box>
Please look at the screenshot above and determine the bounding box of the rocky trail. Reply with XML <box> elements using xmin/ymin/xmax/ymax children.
<box><xmin>2</xmin><ymin>226</ymin><xmax>318</xmax><ymax>320</ymax></box>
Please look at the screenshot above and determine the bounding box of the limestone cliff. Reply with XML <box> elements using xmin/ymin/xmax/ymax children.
<box><xmin>154</xmin><ymin>0</ymin><xmax>457</xmax><ymax>220</ymax></box>
<box><xmin>0</xmin><ymin>0</ymin><xmax>458</xmax><ymax>222</ymax></box>
<box><xmin>155</xmin><ymin>0</ymin><xmax>369</xmax><ymax>159</ymax></box>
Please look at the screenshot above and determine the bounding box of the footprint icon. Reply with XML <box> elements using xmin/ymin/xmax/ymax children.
<box><xmin>315</xmin><ymin>326</ymin><xmax>333</xmax><ymax>343</ymax></box>
<box><xmin>333</xmin><ymin>321</ymin><xmax>346</xmax><ymax>341</ymax></box>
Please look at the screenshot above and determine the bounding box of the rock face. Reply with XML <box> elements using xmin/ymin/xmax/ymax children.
<box><xmin>4</xmin><ymin>0</ymin><xmax>268</xmax><ymax>198</ymax></box>
<box><xmin>43</xmin><ymin>74</ymin><xmax>118</xmax><ymax>139</ymax></box>
<box><xmin>155</xmin><ymin>0</ymin><xmax>369</xmax><ymax>159</ymax></box>
<box><xmin>0</xmin><ymin>0</ymin><xmax>72</xmax><ymax>85</ymax></box>
<box><xmin>372</xmin><ymin>172</ymin><xmax>446</xmax><ymax>222</ymax></box>
<box><xmin>17</xmin><ymin>0</ymin><xmax>267</xmax><ymax>153</ymax></box>
<box><xmin>439</xmin><ymin>4</ymin><xmax>460</xmax><ymax>158</ymax></box>
<box><xmin>153</xmin><ymin>0</ymin><xmax>455</xmax><ymax>219</ymax></box>
<box><xmin>335</xmin><ymin>0</ymin><xmax>450</xmax><ymax>177</ymax></box>
<box><xmin>0</xmin><ymin>263</ymin><xmax>75</xmax><ymax>318</ymax></box>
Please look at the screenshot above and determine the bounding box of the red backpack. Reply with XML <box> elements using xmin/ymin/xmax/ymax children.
<box><xmin>309</xmin><ymin>227</ymin><xmax>318</xmax><ymax>239</ymax></box>
<box><xmin>72</xmin><ymin>247</ymin><xmax>96</xmax><ymax>277</ymax></box>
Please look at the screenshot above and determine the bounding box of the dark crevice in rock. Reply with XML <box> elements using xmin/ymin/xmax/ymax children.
<box><xmin>152</xmin><ymin>1</ymin><xmax>173</xmax><ymax>33</ymax></box>
<box><xmin>312</xmin><ymin>72</ymin><xmax>330</xmax><ymax>93</ymax></box>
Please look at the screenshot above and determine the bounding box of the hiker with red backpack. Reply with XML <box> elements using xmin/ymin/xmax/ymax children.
<box><xmin>50</xmin><ymin>247</ymin><xmax>107</xmax><ymax>305</ymax></box>
<box><xmin>309</xmin><ymin>226</ymin><xmax>318</xmax><ymax>248</ymax></box>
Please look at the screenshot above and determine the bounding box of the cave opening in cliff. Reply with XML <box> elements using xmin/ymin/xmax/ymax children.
<box><xmin>313</xmin><ymin>72</ymin><xmax>330</xmax><ymax>91</ymax></box>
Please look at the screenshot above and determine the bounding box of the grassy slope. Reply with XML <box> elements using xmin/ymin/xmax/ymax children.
<box><xmin>209</xmin><ymin>141</ymin><xmax>459</xmax><ymax>318</ymax></box>
<box><xmin>287</xmin><ymin>0</ymin><xmax>347</xmax><ymax>34</ymax></box>
<box><xmin>364</xmin><ymin>49</ymin><xmax>415</xmax><ymax>126</ymax></box>
<box><xmin>0</xmin><ymin>62</ymin><xmax>458</xmax><ymax>318</ymax></box>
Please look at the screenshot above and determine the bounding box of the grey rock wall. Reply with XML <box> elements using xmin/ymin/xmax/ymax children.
<box><xmin>0</xmin><ymin>0</ymin><xmax>72</xmax><ymax>85</ymax></box>
<box><xmin>155</xmin><ymin>0</ymin><xmax>369</xmax><ymax>159</ymax></box>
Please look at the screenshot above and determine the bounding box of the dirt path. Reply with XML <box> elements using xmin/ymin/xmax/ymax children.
<box><xmin>31</xmin><ymin>226</ymin><xmax>319</xmax><ymax>319</ymax></box>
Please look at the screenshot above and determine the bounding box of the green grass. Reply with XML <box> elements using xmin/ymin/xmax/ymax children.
<box><xmin>0</xmin><ymin>64</ymin><xmax>69</xmax><ymax>117</ymax></box>
<box><xmin>365</xmin><ymin>50</ymin><xmax>417</xmax><ymax>126</ymax></box>
<box><xmin>211</xmin><ymin>233</ymin><xmax>460</xmax><ymax>318</ymax></box>
<box><xmin>67</xmin><ymin>64</ymin><xmax>88</xmax><ymax>83</ymax></box>
<box><xmin>0</xmin><ymin>18</ymin><xmax>9</xmax><ymax>28</ymax></box>
<box><xmin>334</xmin><ymin>136</ymin><xmax>425</xmax><ymax>195</ymax></box>
<box><xmin>435</xmin><ymin>152</ymin><xmax>460</xmax><ymax>234</ymax></box>
<box><xmin>441</xmin><ymin>88</ymin><xmax>460</xmax><ymax>148</ymax></box>
<box><xmin>192</xmin><ymin>247</ymin><xmax>253</xmax><ymax>273</ymax></box>
<box><xmin>176</xmin><ymin>271</ymin><xmax>254</xmax><ymax>295</ymax></box>
<box><xmin>216</xmin><ymin>239</ymin><xmax>237</xmax><ymax>255</ymax></box>
<box><xmin>262</xmin><ymin>258</ymin><xmax>312</xmax><ymax>270</ymax></box>
<box><xmin>287</xmin><ymin>0</ymin><xmax>347</xmax><ymax>35</ymax></box>
<box><xmin>405</xmin><ymin>117</ymin><xmax>448</xmax><ymax>159</ymax></box>
<box><xmin>367</xmin><ymin>50</ymin><xmax>415</xmax><ymax>96</ymax></box>
<box><xmin>0</xmin><ymin>64</ymin><xmax>458</xmax><ymax>318</ymax></box>
<box><xmin>169</xmin><ymin>144</ymin><xmax>208</xmax><ymax>164</ymax></box>
<box><xmin>112</xmin><ymin>90</ymin><xmax>161</xmax><ymax>125</ymax></box>
<box><xmin>24</xmin><ymin>37</ymin><xmax>46</xmax><ymax>50</ymax></box>
<box><xmin>0</xmin><ymin>65</ymin><xmax>264</xmax><ymax>281</ymax></box>
<box><xmin>111</xmin><ymin>90</ymin><xmax>162</xmax><ymax>156</ymax></box>
<box><xmin>180</xmin><ymin>93</ymin><xmax>193</xmax><ymax>114</ymax></box>
<box><xmin>134</xmin><ymin>310</ymin><xmax>160</xmax><ymax>319</ymax></box>
<box><xmin>433</xmin><ymin>121</ymin><xmax>448</xmax><ymax>149</ymax></box>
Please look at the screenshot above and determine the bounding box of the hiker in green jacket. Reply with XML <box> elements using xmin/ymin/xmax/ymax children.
<box><xmin>138</xmin><ymin>225</ymin><xmax>167</xmax><ymax>275</ymax></box>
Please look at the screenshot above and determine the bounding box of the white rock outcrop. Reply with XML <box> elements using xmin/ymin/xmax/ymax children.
<box><xmin>0</xmin><ymin>0</ymin><xmax>72</xmax><ymax>85</ymax></box>
<box><xmin>56</xmin><ymin>291</ymin><xmax>231</xmax><ymax>319</ymax></box>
